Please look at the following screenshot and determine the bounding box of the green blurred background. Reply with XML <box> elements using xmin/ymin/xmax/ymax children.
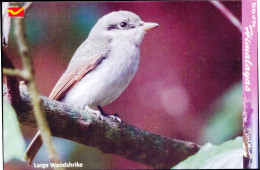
<box><xmin>3</xmin><ymin>1</ymin><xmax>242</xmax><ymax>169</ymax></box>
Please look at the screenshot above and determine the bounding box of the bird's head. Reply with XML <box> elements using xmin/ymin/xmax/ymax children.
<box><xmin>88</xmin><ymin>11</ymin><xmax>159</xmax><ymax>46</ymax></box>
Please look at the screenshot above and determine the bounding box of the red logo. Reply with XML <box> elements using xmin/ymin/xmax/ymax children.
<box><xmin>7</xmin><ymin>8</ymin><xmax>25</xmax><ymax>17</ymax></box>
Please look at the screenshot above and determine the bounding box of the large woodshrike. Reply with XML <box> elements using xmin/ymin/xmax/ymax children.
<box><xmin>24</xmin><ymin>10</ymin><xmax>158</xmax><ymax>164</ymax></box>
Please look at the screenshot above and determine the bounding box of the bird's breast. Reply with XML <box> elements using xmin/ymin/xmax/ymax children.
<box><xmin>109</xmin><ymin>42</ymin><xmax>140</xmax><ymax>75</ymax></box>
<box><xmin>62</xmin><ymin>42</ymin><xmax>140</xmax><ymax>108</ymax></box>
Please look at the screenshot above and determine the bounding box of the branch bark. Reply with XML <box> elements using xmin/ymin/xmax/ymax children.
<box><xmin>4</xmin><ymin>84</ymin><xmax>200</xmax><ymax>169</ymax></box>
<box><xmin>3</xmin><ymin>3</ymin><xmax>62</xmax><ymax>166</ymax></box>
<box><xmin>2</xmin><ymin>52</ymin><xmax>21</xmax><ymax>113</ymax></box>
<box><xmin>3</xmin><ymin>67</ymin><xmax>29</xmax><ymax>80</ymax></box>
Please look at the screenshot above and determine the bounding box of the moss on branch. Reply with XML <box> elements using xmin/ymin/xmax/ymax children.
<box><xmin>4</xmin><ymin>84</ymin><xmax>200</xmax><ymax>169</ymax></box>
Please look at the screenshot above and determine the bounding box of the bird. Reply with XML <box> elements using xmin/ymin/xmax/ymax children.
<box><xmin>24</xmin><ymin>10</ymin><xmax>158</xmax><ymax>165</ymax></box>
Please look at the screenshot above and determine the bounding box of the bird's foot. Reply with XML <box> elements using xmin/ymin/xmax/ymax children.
<box><xmin>94</xmin><ymin>110</ymin><xmax>103</xmax><ymax>120</ymax></box>
<box><xmin>97</xmin><ymin>105</ymin><xmax>108</xmax><ymax>116</ymax></box>
<box><xmin>108</xmin><ymin>113</ymin><xmax>121</xmax><ymax>123</ymax></box>
<box><xmin>85</xmin><ymin>105</ymin><xmax>103</xmax><ymax>120</ymax></box>
<box><xmin>98</xmin><ymin>106</ymin><xmax>121</xmax><ymax>123</ymax></box>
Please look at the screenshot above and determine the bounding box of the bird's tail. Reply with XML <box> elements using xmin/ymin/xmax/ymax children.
<box><xmin>23</xmin><ymin>131</ymin><xmax>43</xmax><ymax>165</ymax></box>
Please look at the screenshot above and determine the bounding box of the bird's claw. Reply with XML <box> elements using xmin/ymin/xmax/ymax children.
<box><xmin>98</xmin><ymin>114</ymin><xmax>103</xmax><ymax>120</ymax></box>
<box><xmin>97</xmin><ymin>106</ymin><xmax>121</xmax><ymax>122</ymax></box>
<box><xmin>92</xmin><ymin>111</ymin><xmax>103</xmax><ymax>120</ymax></box>
<box><xmin>108</xmin><ymin>114</ymin><xmax>121</xmax><ymax>123</ymax></box>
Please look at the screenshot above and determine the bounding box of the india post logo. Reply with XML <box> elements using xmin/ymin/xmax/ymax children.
<box><xmin>7</xmin><ymin>7</ymin><xmax>25</xmax><ymax>17</ymax></box>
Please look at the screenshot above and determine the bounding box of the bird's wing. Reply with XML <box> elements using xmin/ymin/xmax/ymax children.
<box><xmin>49</xmin><ymin>55</ymin><xmax>106</xmax><ymax>100</ymax></box>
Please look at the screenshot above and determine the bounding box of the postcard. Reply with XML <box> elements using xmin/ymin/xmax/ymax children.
<box><xmin>2</xmin><ymin>1</ymin><xmax>258</xmax><ymax>169</ymax></box>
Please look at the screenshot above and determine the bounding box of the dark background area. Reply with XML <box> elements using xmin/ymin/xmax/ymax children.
<box><xmin>3</xmin><ymin>1</ymin><xmax>242</xmax><ymax>169</ymax></box>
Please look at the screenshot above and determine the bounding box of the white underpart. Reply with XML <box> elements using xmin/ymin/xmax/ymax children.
<box><xmin>62</xmin><ymin>40</ymin><xmax>140</xmax><ymax>112</ymax></box>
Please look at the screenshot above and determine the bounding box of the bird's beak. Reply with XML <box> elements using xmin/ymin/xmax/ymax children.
<box><xmin>142</xmin><ymin>22</ymin><xmax>159</xmax><ymax>31</ymax></box>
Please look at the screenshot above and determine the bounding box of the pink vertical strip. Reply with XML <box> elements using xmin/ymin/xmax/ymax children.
<box><xmin>242</xmin><ymin>0</ymin><xmax>258</xmax><ymax>168</ymax></box>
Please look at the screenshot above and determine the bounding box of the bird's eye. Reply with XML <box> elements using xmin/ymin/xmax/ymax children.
<box><xmin>120</xmin><ymin>22</ymin><xmax>128</xmax><ymax>28</ymax></box>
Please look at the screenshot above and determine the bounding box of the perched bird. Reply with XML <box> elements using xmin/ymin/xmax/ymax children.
<box><xmin>24</xmin><ymin>10</ymin><xmax>158</xmax><ymax>164</ymax></box>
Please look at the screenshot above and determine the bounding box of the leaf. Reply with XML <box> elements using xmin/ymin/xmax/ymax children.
<box><xmin>172</xmin><ymin>136</ymin><xmax>243</xmax><ymax>169</ymax></box>
<box><xmin>203</xmin><ymin>83</ymin><xmax>242</xmax><ymax>144</ymax></box>
<box><xmin>3</xmin><ymin>101</ymin><xmax>26</xmax><ymax>162</ymax></box>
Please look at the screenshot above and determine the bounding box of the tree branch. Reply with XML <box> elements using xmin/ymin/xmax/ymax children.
<box><xmin>2</xmin><ymin>52</ymin><xmax>21</xmax><ymax>114</ymax></box>
<box><xmin>4</xmin><ymin>84</ymin><xmax>200</xmax><ymax>169</ymax></box>
<box><xmin>12</xmin><ymin>6</ymin><xmax>62</xmax><ymax>166</ymax></box>
<box><xmin>23</xmin><ymin>2</ymin><xmax>33</xmax><ymax>10</ymax></box>
<box><xmin>3</xmin><ymin>67</ymin><xmax>29</xmax><ymax>80</ymax></box>
<box><xmin>209</xmin><ymin>1</ymin><xmax>242</xmax><ymax>33</ymax></box>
